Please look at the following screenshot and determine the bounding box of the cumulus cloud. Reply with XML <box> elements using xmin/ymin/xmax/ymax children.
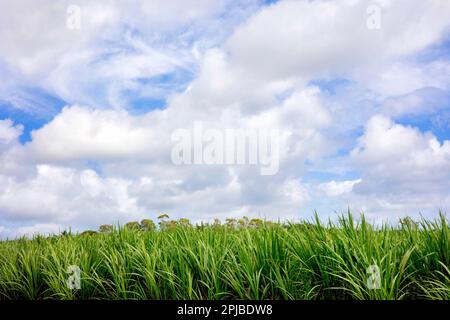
<box><xmin>0</xmin><ymin>223</ymin><xmax>63</xmax><ymax>239</ymax></box>
<box><xmin>0</xmin><ymin>164</ymin><xmax>143</xmax><ymax>229</ymax></box>
<box><xmin>319</xmin><ymin>179</ymin><xmax>362</xmax><ymax>197</ymax></box>
<box><xmin>1</xmin><ymin>0</ymin><xmax>450</xmax><ymax>237</ymax></box>
<box><xmin>0</xmin><ymin>119</ymin><xmax>23</xmax><ymax>149</ymax></box>
<box><xmin>227</xmin><ymin>0</ymin><xmax>450</xmax><ymax>81</ymax></box>
<box><xmin>27</xmin><ymin>105</ymin><xmax>166</xmax><ymax>162</ymax></box>
<box><xmin>352</xmin><ymin>115</ymin><xmax>450</xmax><ymax>196</ymax></box>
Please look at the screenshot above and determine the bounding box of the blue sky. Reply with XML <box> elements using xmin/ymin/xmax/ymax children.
<box><xmin>0</xmin><ymin>0</ymin><xmax>450</xmax><ymax>238</ymax></box>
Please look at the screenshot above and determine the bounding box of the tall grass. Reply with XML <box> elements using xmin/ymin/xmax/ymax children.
<box><xmin>0</xmin><ymin>213</ymin><xmax>448</xmax><ymax>300</ymax></box>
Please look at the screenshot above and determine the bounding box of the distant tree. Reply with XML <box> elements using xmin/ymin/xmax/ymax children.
<box><xmin>157</xmin><ymin>214</ymin><xmax>176</xmax><ymax>230</ymax></box>
<box><xmin>250</xmin><ymin>218</ymin><xmax>263</xmax><ymax>228</ymax></box>
<box><xmin>238</xmin><ymin>216</ymin><xmax>249</xmax><ymax>228</ymax></box>
<box><xmin>225</xmin><ymin>218</ymin><xmax>237</xmax><ymax>228</ymax></box>
<box><xmin>125</xmin><ymin>221</ymin><xmax>141</xmax><ymax>230</ymax></box>
<box><xmin>196</xmin><ymin>222</ymin><xmax>206</xmax><ymax>230</ymax></box>
<box><xmin>99</xmin><ymin>224</ymin><xmax>113</xmax><ymax>233</ymax></box>
<box><xmin>60</xmin><ymin>230</ymin><xmax>71</xmax><ymax>237</ymax></box>
<box><xmin>141</xmin><ymin>219</ymin><xmax>156</xmax><ymax>231</ymax></box>
<box><xmin>264</xmin><ymin>221</ymin><xmax>276</xmax><ymax>228</ymax></box>
<box><xmin>80</xmin><ymin>230</ymin><xmax>97</xmax><ymax>236</ymax></box>
<box><xmin>168</xmin><ymin>220</ymin><xmax>178</xmax><ymax>230</ymax></box>
<box><xmin>178</xmin><ymin>218</ymin><xmax>192</xmax><ymax>228</ymax></box>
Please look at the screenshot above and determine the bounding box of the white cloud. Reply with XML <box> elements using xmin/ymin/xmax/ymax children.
<box><xmin>280</xmin><ymin>178</ymin><xmax>310</xmax><ymax>203</ymax></box>
<box><xmin>0</xmin><ymin>164</ymin><xmax>143</xmax><ymax>227</ymax></box>
<box><xmin>1</xmin><ymin>0</ymin><xmax>450</xmax><ymax>236</ymax></box>
<box><xmin>381</xmin><ymin>87</ymin><xmax>450</xmax><ymax>118</ymax></box>
<box><xmin>0</xmin><ymin>223</ymin><xmax>64</xmax><ymax>239</ymax></box>
<box><xmin>227</xmin><ymin>0</ymin><xmax>450</xmax><ymax>81</ymax></box>
<box><xmin>0</xmin><ymin>0</ymin><xmax>260</xmax><ymax>109</ymax></box>
<box><xmin>27</xmin><ymin>105</ymin><xmax>166</xmax><ymax>162</ymax></box>
<box><xmin>319</xmin><ymin>179</ymin><xmax>362</xmax><ymax>197</ymax></box>
<box><xmin>359</xmin><ymin>60</ymin><xmax>450</xmax><ymax>98</ymax></box>
<box><xmin>352</xmin><ymin>115</ymin><xmax>450</xmax><ymax>196</ymax></box>
<box><xmin>0</xmin><ymin>119</ymin><xmax>23</xmax><ymax>148</ymax></box>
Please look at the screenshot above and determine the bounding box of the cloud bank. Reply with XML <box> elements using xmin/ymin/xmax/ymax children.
<box><xmin>1</xmin><ymin>0</ymin><xmax>450</xmax><ymax>237</ymax></box>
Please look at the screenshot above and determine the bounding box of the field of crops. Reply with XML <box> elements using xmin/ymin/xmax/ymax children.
<box><xmin>0</xmin><ymin>213</ymin><xmax>449</xmax><ymax>300</ymax></box>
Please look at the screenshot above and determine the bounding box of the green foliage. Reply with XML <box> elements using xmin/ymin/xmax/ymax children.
<box><xmin>159</xmin><ymin>220</ymin><xmax>178</xmax><ymax>231</ymax></box>
<box><xmin>0</xmin><ymin>213</ymin><xmax>448</xmax><ymax>300</ymax></box>
<box><xmin>140</xmin><ymin>219</ymin><xmax>156</xmax><ymax>232</ymax></box>
<box><xmin>178</xmin><ymin>218</ymin><xmax>192</xmax><ymax>228</ymax></box>
<box><xmin>98</xmin><ymin>225</ymin><xmax>113</xmax><ymax>233</ymax></box>
<box><xmin>124</xmin><ymin>222</ymin><xmax>140</xmax><ymax>230</ymax></box>
<box><xmin>79</xmin><ymin>230</ymin><xmax>97</xmax><ymax>236</ymax></box>
<box><xmin>250</xmin><ymin>218</ymin><xmax>263</xmax><ymax>228</ymax></box>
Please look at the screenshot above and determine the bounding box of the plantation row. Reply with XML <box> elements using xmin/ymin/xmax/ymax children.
<box><xmin>0</xmin><ymin>214</ymin><xmax>448</xmax><ymax>300</ymax></box>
